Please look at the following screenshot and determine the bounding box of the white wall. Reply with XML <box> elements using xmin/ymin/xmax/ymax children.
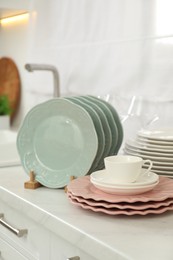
<box><xmin>1</xmin><ymin>0</ymin><xmax>173</xmax><ymax>132</ymax></box>
<box><xmin>0</xmin><ymin>12</ymin><xmax>30</xmax><ymax>127</ymax></box>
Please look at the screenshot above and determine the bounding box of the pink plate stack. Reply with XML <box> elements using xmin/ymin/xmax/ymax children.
<box><xmin>67</xmin><ymin>176</ymin><xmax>173</xmax><ymax>216</ymax></box>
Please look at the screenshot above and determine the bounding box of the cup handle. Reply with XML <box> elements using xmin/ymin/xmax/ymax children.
<box><xmin>142</xmin><ymin>159</ymin><xmax>153</xmax><ymax>176</ymax></box>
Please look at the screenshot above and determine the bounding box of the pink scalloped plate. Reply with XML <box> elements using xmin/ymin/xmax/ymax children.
<box><xmin>67</xmin><ymin>176</ymin><xmax>173</xmax><ymax>203</ymax></box>
<box><xmin>67</xmin><ymin>191</ymin><xmax>173</xmax><ymax>210</ymax></box>
<box><xmin>68</xmin><ymin>195</ymin><xmax>173</xmax><ymax>215</ymax></box>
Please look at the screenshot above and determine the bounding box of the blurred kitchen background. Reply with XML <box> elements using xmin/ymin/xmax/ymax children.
<box><xmin>1</xmin><ymin>0</ymin><xmax>173</xmax><ymax>141</ymax></box>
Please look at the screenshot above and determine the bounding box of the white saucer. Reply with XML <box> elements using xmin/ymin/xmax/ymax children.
<box><xmin>90</xmin><ymin>179</ymin><xmax>159</xmax><ymax>195</ymax></box>
<box><xmin>90</xmin><ymin>169</ymin><xmax>159</xmax><ymax>187</ymax></box>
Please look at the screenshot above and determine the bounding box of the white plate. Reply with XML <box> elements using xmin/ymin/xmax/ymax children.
<box><xmin>124</xmin><ymin>148</ymin><xmax>173</xmax><ymax>162</ymax></box>
<box><xmin>90</xmin><ymin>169</ymin><xmax>159</xmax><ymax>187</ymax></box>
<box><xmin>126</xmin><ymin>138</ymin><xmax>173</xmax><ymax>153</ymax></box>
<box><xmin>134</xmin><ymin>139</ymin><xmax>173</xmax><ymax>150</ymax></box>
<box><xmin>138</xmin><ymin>128</ymin><xmax>173</xmax><ymax>141</ymax></box>
<box><xmin>125</xmin><ymin>145</ymin><xmax>173</xmax><ymax>158</ymax></box>
<box><xmin>137</xmin><ymin>136</ymin><xmax>173</xmax><ymax>146</ymax></box>
<box><xmin>144</xmin><ymin>169</ymin><xmax>173</xmax><ymax>175</ymax></box>
<box><xmin>17</xmin><ymin>98</ymin><xmax>98</xmax><ymax>188</ymax></box>
<box><xmin>142</xmin><ymin>163</ymin><xmax>173</xmax><ymax>170</ymax></box>
<box><xmin>91</xmin><ymin>178</ymin><xmax>159</xmax><ymax>195</ymax></box>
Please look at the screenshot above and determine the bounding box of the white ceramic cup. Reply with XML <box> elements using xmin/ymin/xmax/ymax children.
<box><xmin>104</xmin><ymin>155</ymin><xmax>153</xmax><ymax>184</ymax></box>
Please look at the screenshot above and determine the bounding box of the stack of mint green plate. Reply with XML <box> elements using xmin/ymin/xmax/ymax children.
<box><xmin>17</xmin><ymin>96</ymin><xmax>123</xmax><ymax>188</ymax></box>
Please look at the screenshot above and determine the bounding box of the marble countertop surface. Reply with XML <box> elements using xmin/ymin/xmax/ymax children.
<box><xmin>0</xmin><ymin>166</ymin><xmax>173</xmax><ymax>260</ymax></box>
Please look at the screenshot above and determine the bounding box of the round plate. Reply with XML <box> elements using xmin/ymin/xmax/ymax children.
<box><xmin>90</xmin><ymin>169</ymin><xmax>159</xmax><ymax>187</ymax></box>
<box><xmin>17</xmin><ymin>98</ymin><xmax>98</xmax><ymax>188</ymax></box>
<box><xmin>84</xmin><ymin>95</ymin><xmax>119</xmax><ymax>156</ymax></box>
<box><xmin>68</xmin><ymin>191</ymin><xmax>173</xmax><ymax>210</ymax></box>
<box><xmin>137</xmin><ymin>137</ymin><xmax>173</xmax><ymax>146</ymax></box>
<box><xmin>138</xmin><ymin>129</ymin><xmax>173</xmax><ymax>141</ymax></box>
<box><xmin>67</xmin><ymin>175</ymin><xmax>173</xmax><ymax>203</ymax></box>
<box><xmin>91</xmin><ymin>179</ymin><xmax>159</xmax><ymax>195</ymax></box>
<box><xmin>126</xmin><ymin>138</ymin><xmax>173</xmax><ymax>153</ymax></box>
<box><xmin>124</xmin><ymin>148</ymin><xmax>173</xmax><ymax>162</ymax></box>
<box><xmin>68</xmin><ymin>195</ymin><xmax>173</xmax><ymax>215</ymax></box>
<box><xmin>135</xmin><ymin>139</ymin><xmax>173</xmax><ymax>150</ymax></box>
<box><xmin>77</xmin><ymin>96</ymin><xmax>112</xmax><ymax>167</ymax></box>
<box><xmin>125</xmin><ymin>145</ymin><xmax>173</xmax><ymax>158</ymax></box>
<box><xmin>65</xmin><ymin>97</ymin><xmax>105</xmax><ymax>172</ymax></box>
<box><xmin>88</xmin><ymin>95</ymin><xmax>123</xmax><ymax>153</ymax></box>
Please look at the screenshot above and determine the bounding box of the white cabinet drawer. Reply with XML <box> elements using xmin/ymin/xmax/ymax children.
<box><xmin>50</xmin><ymin>233</ymin><xmax>97</xmax><ymax>260</ymax></box>
<box><xmin>0</xmin><ymin>198</ymin><xmax>98</xmax><ymax>260</ymax></box>
<box><xmin>0</xmin><ymin>237</ymin><xmax>27</xmax><ymax>260</ymax></box>
<box><xmin>0</xmin><ymin>200</ymin><xmax>50</xmax><ymax>260</ymax></box>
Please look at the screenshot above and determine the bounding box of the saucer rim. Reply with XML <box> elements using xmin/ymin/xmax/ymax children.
<box><xmin>90</xmin><ymin>169</ymin><xmax>159</xmax><ymax>187</ymax></box>
<box><xmin>90</xmin><ymin>178</ymin><xmax>159</xmax><ymax>190</ymax></box>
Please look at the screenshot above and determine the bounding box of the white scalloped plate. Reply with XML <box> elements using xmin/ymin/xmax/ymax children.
<box><xmin>126</xmin><ymin>138</ymin><xmax>173</xmax><ymax>153</ymax></box>
<box><xmin>125</xmin><ymin>144</ymin><xmax>173</xmax><ymax>157</ymax></box>
<box><xmin>124</xmin><ymin>148</ymin><xmax>173</xmax><ymax>162</ymax></box>
<box><xmin>138</xmin><ymin>129</ymin><xmax>173</xmax><ymax>141</ymax></box>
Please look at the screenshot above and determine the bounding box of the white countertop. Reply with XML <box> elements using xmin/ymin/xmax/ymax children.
<box><xmin>0</xmin><ymin>166</ymin><xmax>173</xmax><ymax>260</ymax></box>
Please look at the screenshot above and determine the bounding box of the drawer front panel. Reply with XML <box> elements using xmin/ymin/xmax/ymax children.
<box><xmin>50</xmin><ymin>233</ymin><xmax>97</xmax><ymax>260</ymax></box>
<box><xmin>0</xmin><ymin>237</ymin><xmax>27</xmax><ymax>260</ymax></box>
<box><xmin>0</xmin><ymin>200</ymin><xmax>50</xmax><ymax>260</ymax></box>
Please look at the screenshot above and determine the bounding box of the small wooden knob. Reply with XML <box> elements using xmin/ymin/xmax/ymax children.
<box><xmin>29</xmin><ymin>171</ymin><xmax>35</xmax><ymax>182</ymax></box>
<box><xmin>24</xmin><ymin>171</ymin><xmax>42</xmax><ymax>189</ymax></box>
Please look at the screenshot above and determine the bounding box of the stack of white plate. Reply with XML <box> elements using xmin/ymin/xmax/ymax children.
<box><xmin>17</xmin><ymin>96</ymin><xmax>123</xmax><ymax>188</ymax></box>
<box><xmin>124</xmin><ymin>128</ymin><xmax>173</xmax><ymax>177</ymax></box>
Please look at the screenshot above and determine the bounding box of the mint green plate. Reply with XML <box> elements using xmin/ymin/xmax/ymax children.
<box><xmin>77</xmin><ymin>96</ymin><xmax>112</xmax><ymax>155</ymax></box>
<box><xmin>89</xmin><ymin>96</ymin><xmax>123</xmax><ymax>153</ymax></box>
<box><xmin>65</xmin><ymin>97</ymin><xmax>105</xmax><ymax>172</ymax></box>
<box><xmin>17</xmin><ymin>99</ymin><xmax>98</xmax><ymax>188</ymax></box>
<box><xmin>77</xmin><ymin>96</ymin><xmax>112</xmax><ymax>169</ymax></box>
<box><xmin>83</xmin><ymin>96</ymin><xmax>119</xmax><ymax>156</ymax></box>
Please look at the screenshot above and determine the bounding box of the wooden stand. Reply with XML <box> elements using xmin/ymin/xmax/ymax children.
<box><xmin>24</xmin><ymin>171</ymin><xmax>42</xmax><ymax>189</ymax></box>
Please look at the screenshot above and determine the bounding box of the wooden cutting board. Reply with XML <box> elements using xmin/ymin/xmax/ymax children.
<box><xmin>0</xmin><ymin>57</ymin><xmax>21</xmax><ymax>121</ymax></box>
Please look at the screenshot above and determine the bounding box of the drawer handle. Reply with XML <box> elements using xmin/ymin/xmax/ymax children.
<box><xmin>0</xmin><ymin>214</ymin><xmax>28</xmax><ymax>237</ymax></box>
<box><xmin>67</xmin><ymin>257</ymin><xmax>80</xmax><ymax>260</ymax></box>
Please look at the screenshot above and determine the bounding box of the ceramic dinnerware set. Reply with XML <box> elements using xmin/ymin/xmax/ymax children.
<box><xmin>67</xmin><ymin>155</ymin><xmax>173</xmax><ymax>216</ymax></box>
<box><xmin>89</xmin><ymin>155</ymin><xmax>159</xmax><ymax>196</ymax></box>
<box><xmin>67</xmin><ymin>140</ymin><xmax>173</xmax><ymax>216</ymax></box>
<box><xmin>124</xmin><ymin>128</ymin><xmax>173</xmax><ymax>178</ymax></box>
<box><xmin>17</xmin><ymin>96</ymin><xmax>123</xmax><ymax>188</ymax></box>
